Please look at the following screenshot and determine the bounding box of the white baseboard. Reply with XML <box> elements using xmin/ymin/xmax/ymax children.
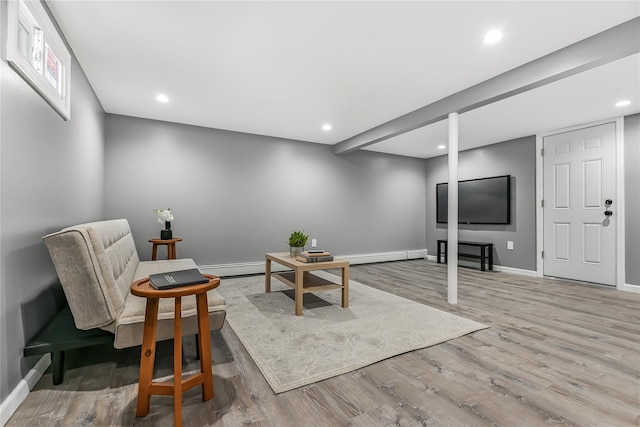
<box><xmin>199</xmin><ymin>260</ymin><xmax>268</xmax><ymax>277</ymax></box>
<box><xmin>200</xmin><ymin>250</ymin><xmax>537</xmax><ymax>279</ymax></box>
<box><xmin>425</xmin><ymin>255</ymin><xmax>538</xmax><ymax>277</ymax></box>
<box><xmin>492</xmin><ymin>265</ymin><xmax>539</xmax><ymax>277</ymax></box>
<box><xmin>337</xmin><ymin>249</ymin><xmax>428</xmax><ymax>265</ymax></box>
<box><xmin>199</xmin><ymin>249</ymin><xmax>428</xmax><ymax>277</ymax></box>
<box><xmin>620</xmin><ymin>283</ymin><xmax>640</xmax><ymax>293</ymax></box>
<box><xmin>0</xmin><ymin>354</ymin><xmax>50</xmax><ymax>426</ymax></box>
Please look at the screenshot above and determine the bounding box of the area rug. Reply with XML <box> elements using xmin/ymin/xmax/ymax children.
<box><xmin>217</xmin><ymin>271</ymin><xmax>488</xmax><ymax>393</ymax></box>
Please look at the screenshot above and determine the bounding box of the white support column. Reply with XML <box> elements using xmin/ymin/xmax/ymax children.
<box><xmin>447</xmin><ymin>112</ymin><xmax>459</xmax><ymax>304</ymax></box>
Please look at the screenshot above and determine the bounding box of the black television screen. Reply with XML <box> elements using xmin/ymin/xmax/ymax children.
<box><xmin>437</xmin><ymin>175</ymin><xmax>511</xmax><ymax>224</ymax></box>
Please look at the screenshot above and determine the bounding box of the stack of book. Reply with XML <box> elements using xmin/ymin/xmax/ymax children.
<box><xmin>296</xmin><ymin>250</ymin><xmax>333</xmax><ymax>263</ymax></box>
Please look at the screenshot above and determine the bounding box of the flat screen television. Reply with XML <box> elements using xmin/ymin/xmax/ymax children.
<box><xmin>436</xmin><ymin>175</ymin><xmax>511</xmax><ymax>224</ymax></box>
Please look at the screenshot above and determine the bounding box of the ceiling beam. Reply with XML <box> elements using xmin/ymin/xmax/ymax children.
<box><xmin>333</xmin><ymin>17</ymin><xmax>640</xmax><ymax>155</ymax></box>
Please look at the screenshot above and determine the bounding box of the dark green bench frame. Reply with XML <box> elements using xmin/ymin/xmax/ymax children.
<box><xmin>23</xmin><ymin>305</ymin><xmax>113</xmax><ymax>385</ymax></box>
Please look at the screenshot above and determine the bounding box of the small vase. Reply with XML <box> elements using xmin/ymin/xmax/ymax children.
<box><xmin>161</xmin><ymin>229</ymin><xmax>173</xmax><ymax>240</ymax></box>
<box><xmin>290</xmin><ymin>246</ymin><xmax>303</xmax><ymax>257</ymax></box>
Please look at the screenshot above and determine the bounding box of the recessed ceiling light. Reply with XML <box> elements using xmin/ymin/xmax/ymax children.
<box><xmin>483</xmin><ymin>29</ymin><xmax>503</xmax><ymax>44</ymax></box>
<box><xmin>322</xmin><ymin>124</ymin><xmax>332</xmax><ymax>131</ymax></box>
<box><xmin>615</xmin><ymin>100</ymin><xmax>631</xmax><ymax>107</ymax></box>
<box><xmin>437</xmin><ymin>144</ymin><xmax>446</xmax><ymax>150</ymax></box>
<box><xmin>156</xmin><ymin>94</ymin><xmax>169</xmax><ymax>103</ymax></box>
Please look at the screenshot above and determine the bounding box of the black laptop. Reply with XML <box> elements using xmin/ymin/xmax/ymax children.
<box><xmin>149</xmin><ymin>268</ymin><xmax>209</xmax><ymax>290</ymax></box>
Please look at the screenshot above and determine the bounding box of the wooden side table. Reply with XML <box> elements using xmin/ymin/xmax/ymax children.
<box><xmin>149</xmin><ymin>238</ymin><xmax>183</xmax><ymax>260</ymax></box>
<box><xmin>130</xmin><ymin>274</ymin><xmax>220</xmax><ymax>427</ymax></box>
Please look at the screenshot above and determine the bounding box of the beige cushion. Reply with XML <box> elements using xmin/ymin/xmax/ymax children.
<box><xmin>114</xmin><ymin>289</ymin><xmax>226</xmax><ymax>349</ymax></box>
<box><xmin>114</xmin><ymin>260</ymin><xmax>227</xmax><ymax>348</ymax></box>
<box><xmin>43</xmin><ymin>220</ymin><xmax>136</xmax><ymax>329</ymax></box>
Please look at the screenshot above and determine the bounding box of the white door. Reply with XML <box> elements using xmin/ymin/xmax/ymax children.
<box><xmin>543</xmin><ymin>122</ymin><xmax>616</xmax><ymax>286</ymax></box>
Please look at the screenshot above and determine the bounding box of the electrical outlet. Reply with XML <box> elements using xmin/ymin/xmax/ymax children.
<box><xmin>311</xmin><ymin>238</ymin><xmax>317</xmax><ymax>248</ymax></box>
<box><xmin>507</xmin><ymin>241</ymin><xmax>514</xmax><ymax>250</ymax></box>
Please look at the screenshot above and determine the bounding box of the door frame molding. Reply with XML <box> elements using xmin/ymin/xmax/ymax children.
<box><xmin>535</xmin><ymin>117</ymin><xmax>626</xmax><ymax>290</ymax></box>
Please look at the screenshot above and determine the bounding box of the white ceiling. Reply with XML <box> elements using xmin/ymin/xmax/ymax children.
<box><xmin>47</xmin><ymin>1</ymin><xmax>640</xmax><ymax>158</ymax></box>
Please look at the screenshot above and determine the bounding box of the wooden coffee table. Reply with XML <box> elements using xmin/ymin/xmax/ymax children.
<box><xmin>265</xmin><ymin>252</ymin><xmax>349</xmax><ymax>316</ymax></box>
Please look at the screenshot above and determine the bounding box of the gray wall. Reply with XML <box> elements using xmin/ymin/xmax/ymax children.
<box><xmin>104</xmin><ymin>114</ymin><xmax>426</xmax><ymax>265</ymax></box>
<box><xmin>625</xmin><ymin>113</ymin><xmax>639</xmax><ymax>286</ymax></box>
<box><xmin>0</xmin><ymin>22</ymin><xmax>105</xmax><ymax>404</ymax></box>
<box><xmin>425</xmin><ymin>136</ymin><xmax>537</xmax><ymax>271</ymax></box>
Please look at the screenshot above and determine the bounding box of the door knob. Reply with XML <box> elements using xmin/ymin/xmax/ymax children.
<box><xmin>604</xmin><ymin>199</ymin><xmax>613</xmax><ymax>216</ymax></box>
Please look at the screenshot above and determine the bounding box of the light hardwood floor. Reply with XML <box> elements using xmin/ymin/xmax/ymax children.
<box><xmin>8</xmin><ymin>260</ymin><xmax>640</xmax><ymax>426</ymax></box>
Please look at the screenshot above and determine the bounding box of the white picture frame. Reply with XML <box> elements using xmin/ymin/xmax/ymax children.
<box><xmin>5</xmin><ymin>0</ymin><xmax>71</xmax><ymax>120</ymax></box>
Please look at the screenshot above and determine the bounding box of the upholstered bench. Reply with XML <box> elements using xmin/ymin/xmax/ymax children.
<box><xmin>38</xmin><ymin>219</ymin><xmax>226</xmax><ymax>383</ymax></box>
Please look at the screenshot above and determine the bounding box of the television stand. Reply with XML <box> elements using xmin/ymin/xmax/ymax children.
<box><xmin>436</xmin><ymin>240</ymin><xmax>493</xmax><ymax>271</ymax></box>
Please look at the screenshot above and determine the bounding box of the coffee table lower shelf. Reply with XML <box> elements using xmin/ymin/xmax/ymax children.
<box><xmin>273</xmin><ymin>271</ymin><xmax>345</xmax><ymax>293</ymax></box>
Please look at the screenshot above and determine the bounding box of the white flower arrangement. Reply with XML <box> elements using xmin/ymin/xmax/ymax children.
<box><xmin>154</xmin><ymin>208</ymin><xmax>174</xmax><ymax>230</ymax></box>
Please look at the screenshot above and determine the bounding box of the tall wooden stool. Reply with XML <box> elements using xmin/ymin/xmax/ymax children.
<box><xmin>149</xmin><ymin>238</ymin><xmax>183</xmax><ymax>260</ymax></box>
<box><xmin>130</xmin><ymin>274</ymin><xmax>220</xmax><ymax>427</ymax></box>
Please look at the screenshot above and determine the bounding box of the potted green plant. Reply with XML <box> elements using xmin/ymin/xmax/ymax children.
<box><xmin>288</xmin><ymin>230</ymin><xmax>308</xmax><ymax>257</ymax></box>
